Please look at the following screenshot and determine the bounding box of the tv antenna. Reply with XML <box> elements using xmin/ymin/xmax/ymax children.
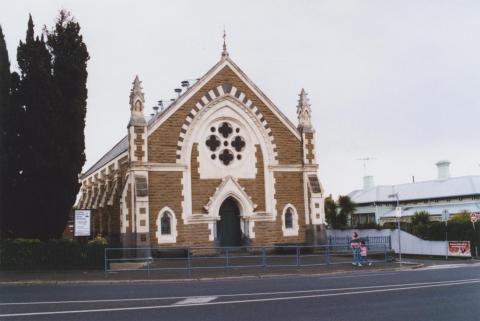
<box><xmin>357</xmin><ymin>157</ymin><xmax>376</xmax><ymax>174</ymax></box>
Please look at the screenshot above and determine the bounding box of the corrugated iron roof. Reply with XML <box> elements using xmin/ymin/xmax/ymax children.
<box><xmin>349</xmin><ymin>176</ymin><xmax>480</xmax><ymax>204</ymax></box>
<box><xmin>381</xmin><ymin>201</ymin><xmax>480</xmax><ymax>217</ymax></box>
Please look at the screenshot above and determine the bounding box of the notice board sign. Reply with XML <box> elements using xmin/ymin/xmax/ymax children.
<box><xmin>448</xmin><ymin>241</ymin><xmax>471</xmax><ymax>257</ymax></box>
<box><xmin>74</xmin><ymin>210</ymin><xmax>91</xmax><ymax>237</ymax></box>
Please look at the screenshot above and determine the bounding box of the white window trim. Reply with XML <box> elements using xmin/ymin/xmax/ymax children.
<box><xmin>281</xmin><ymin>204</ymin><xmax>299</xmax><ymax>237</ymax></box>
<box><xmin>156</xmin><ymin>207</ymin><xmax>177</xmax><ymax>244</ymax></box>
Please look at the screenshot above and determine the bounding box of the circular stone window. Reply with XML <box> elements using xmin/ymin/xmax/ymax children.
<box><xmin>205</xmin><ymin>121</ymin><xmax>246</xmax><ymax>166</ymax></box>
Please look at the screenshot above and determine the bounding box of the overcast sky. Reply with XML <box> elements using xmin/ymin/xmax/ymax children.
<box><xmin>2</xmin><ymin>0</ymin><xmax>480</xmax><ymax>197</ymax></box>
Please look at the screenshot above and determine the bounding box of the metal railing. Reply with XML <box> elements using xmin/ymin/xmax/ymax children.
<box><xmin>328</xmin><ymin>236</ymin><xmax>391</xmax><ymax>249</ymax></box>
<box><xmin>104</xmin><ymin>244</ymin><xmax>390</xmax><ymax>275</ymax></box>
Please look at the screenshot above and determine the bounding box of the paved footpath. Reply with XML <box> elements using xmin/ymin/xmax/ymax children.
<box><xmin>1</xmin><ymin>261</ymin><xmax>479</xmax><ymax>320</ymax></box>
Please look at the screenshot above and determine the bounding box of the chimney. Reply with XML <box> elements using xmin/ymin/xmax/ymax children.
<box><xmin>436</xmin><ymin>160</ymin><xmax>451</xmax><ymax>180</ymax></box>
<box><xmin>363</xmin><ymin>175</ymin><xmax>374</xmax><ymax>189</ymax></box>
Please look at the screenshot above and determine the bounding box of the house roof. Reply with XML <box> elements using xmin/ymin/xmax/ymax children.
<box><xmin>348</xmin><ymin>175</ymin><xmax>480</xmax><ymax>204</ymax></box>
<box><xmin>381</xmin><ymin>201</ymin><xmax>480</xmax><ymax>218</ymax></box>
<box><xmin>81</xmin><ymin>56</ymin><xmax>301</xmax><ymax>180</ymax></box>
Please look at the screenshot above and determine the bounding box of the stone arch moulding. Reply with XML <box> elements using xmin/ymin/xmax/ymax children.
<box><xmin>281</xmin><ymin>203</ymin><xmax>299</xmax><ymax>237</ymax></box>
<box><xmin>204</xmin><ymin>176</ymin><xmax>257</xmax><ymax>241</ymax></box>
<box><xmin>155</xmin><ymin>206</ymin><xmax>178</xmax><ymax>244</ymax></box>
<box><xmin>176</xmin><ymin>84</ymin><xmax>279</xmax><ymax>164</ymax></box>
<box><xmin>204</xmin><ymin>176</ymin><xmax>257</xmax><ymax>219</ymax></box>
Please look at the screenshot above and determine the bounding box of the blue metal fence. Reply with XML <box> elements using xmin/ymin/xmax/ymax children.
<box><xmin>328</xmin><ymin>235</ymin><xmax>391</xmax><ymax>249</ymax></box>
<box><xmin>104</xmin><ymin>244</ymin><xmax>390</xmax><ymax>275</ymax></box>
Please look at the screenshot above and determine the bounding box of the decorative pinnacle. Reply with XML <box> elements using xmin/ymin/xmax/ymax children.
<box><xmin>129</xmin><ymin>75</ymin><xmax>145</xmax><ymax>106</ymax></box>
<box><xmin>128</xmin><ymin>75</ymin><xmax>146</xmax><ymax>127</ymax></box>
<box><xmin>221</xmin><ymin>26</ymin><xmax>229</xmax><ymax>58</ymax></box>
<box><xmin>297</xmin><ymin>88</ymin><xmax>312</xmax><ymax>130</ymax></box>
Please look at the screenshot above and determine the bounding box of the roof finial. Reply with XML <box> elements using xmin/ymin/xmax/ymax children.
<box><xmin>221</xmin><ymin>26</ymin><xmax>229</xmax><ymax>59</ymax></box>
<box><xmin>297</xmin><ymin>88</ymin><xmax>313</xmax><ymax>131</ymax></box>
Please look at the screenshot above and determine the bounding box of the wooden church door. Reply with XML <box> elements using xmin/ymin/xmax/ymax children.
<box><xmin>217</xmin><ymin>197</ymin><xmax>242</xmax><ymax>247</ymax></box>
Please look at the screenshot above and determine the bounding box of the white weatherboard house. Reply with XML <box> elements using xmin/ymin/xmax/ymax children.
<box><xmin>348</xmin><ymin>161</ymin><xmax>480</xmax><ymax>224</ymax></box>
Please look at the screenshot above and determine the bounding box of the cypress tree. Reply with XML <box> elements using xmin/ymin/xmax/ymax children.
<box><xmin>2</xmin><ymin>12</ymin><xmax>89</xmax><ymax>240</ymax></box>
<box><xmin>16</xmin><ymin>15</ymin><xmax>58</xmax><ymax>239</ymax></box>
<box><xmin>47</xmin><ymin>10</ymin><xmax>89</xmax><ymax>238</ymax></box>
<box><xmin>0</xmin><ymin>25</ymin><xmax>11</xmax><ymax>237</ymax></box>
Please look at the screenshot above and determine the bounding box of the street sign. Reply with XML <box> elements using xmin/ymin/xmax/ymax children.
<box><xmin>470</xmin><ymin>212</ymin><xmax>478</xmax><ymax>223</ymax></box>
<box><xmin>395</xmin><ymin>207</ymin><xmax>402</xmax><ymax>218</ymax></box>
<box><xmin>443</xmin><ymin>209</ymin><xmax>449</xmax><ymax>223</ymax></box>
<box><xmin>74</xmin><ymin>210</ymin><xmax>91</xmax><ymax>237</ymax></box>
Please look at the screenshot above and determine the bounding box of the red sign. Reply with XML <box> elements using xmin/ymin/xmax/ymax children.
<box><xmin>471</xmin><ymin>212</ymin><xmax>478</xmax><ymax>223</ymax></box>
<box><xmin>448</xmin><ymin>241</ymin><xmax>471</xmax><ymax>257</ymax></box>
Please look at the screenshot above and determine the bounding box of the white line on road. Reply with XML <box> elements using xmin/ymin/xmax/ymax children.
<box><xmin>0</xmin><ymin>279</ymin><xmax>479</xmax><ymax>318</ymax></box>
<box><xmin>417</xmin><ymin>263</ymin><xmax>480</xmax><ymax>271</ymax></box>
<box><xmin>174</xmin><ymin>296</ymin><xmax>217</xmax><ymax>305</ymax></box>
<box><xmin>1</xmin><ymin>277</ymin><xmax>476</xmax><ymax>306</ymax></box>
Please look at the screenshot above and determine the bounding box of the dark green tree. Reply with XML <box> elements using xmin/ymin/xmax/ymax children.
<box><xmin>46</xmin><ymin>10</ymin><xmax>89</xmax><ymax>238</ymax></box>
<box><xmin>411</xmin><ymin>211</ymin><xmax>430</xmax><ymax>225</ymax></box>
<box><xmin>337</xmin><ymin>195</ymin><xmax>356</xmax><ymax>227</ymax></box>
<box><xmin>1</xmin><ymin>12</ymin><xmax>89</xmax><ymax>240</ymax></box>
<box><xmin>324</xmin><ymin>195</ymin><xmax>338</xmax><ymax>228</ymax></box>
<box><xmin>0</xmin><ymin>25</ymin><xmax>10</xmax><ymax>237</ymax></box>
<box><xmin>16</xmin><ymin>14</ymin><xmax>59</xmax><ymax>239</ymax></box>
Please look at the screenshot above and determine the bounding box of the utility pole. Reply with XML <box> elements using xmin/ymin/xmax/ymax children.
<box><xmin>443</xmin><ymin>209</ymin><xmax>449</xmax><ymax>260</ymax></box>
<box><xmin>389</xmin><ymin>192</ymin><xmax>401</xmax><ymax>266</ymax></box>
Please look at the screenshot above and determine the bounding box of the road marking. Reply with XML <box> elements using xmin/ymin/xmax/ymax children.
<box><xmin>1</xmin><ymin>277</ymin><xmax>478</xmax><ymax>307</ymax></box>
<box><xmin>418</xmin><ymin>263</ymin><xmax>480</xmax><ymax>271</ymax></box>
<box><xmin>174</xmin><ymin>296</ymin><xmax>217</xmax><ymax>305</ymax></box>
<box><xmin>0</xmin><ymin>279</ymin><xmax>479</xmax><ymax>318</ymax></box>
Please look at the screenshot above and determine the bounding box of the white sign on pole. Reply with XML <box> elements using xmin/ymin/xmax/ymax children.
<box><xmin>74</xmin><ymin>210</ymin><xmax>91</xmax><ymax>237</ymax></box>
<box><xmin>395</xmin><ymin>207</ymin><xmax>402</xmax><ymax>218</ymax></box>
<box><xmin>470</xmin><ymin>212</ymin><xmax>478</xmax><ymax>223</ymax></box>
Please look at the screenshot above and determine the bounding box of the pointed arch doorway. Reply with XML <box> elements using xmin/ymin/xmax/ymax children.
<box><xmin>217</xmin><ymin>197</ymin><xmax>242</xmax><ymax>247</ymax></box>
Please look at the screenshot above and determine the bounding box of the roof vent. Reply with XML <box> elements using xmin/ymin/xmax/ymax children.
<box><xmin>436</xmin><ymin>160</ymin><xmax>451</xmax><ymax>180</ymax></box>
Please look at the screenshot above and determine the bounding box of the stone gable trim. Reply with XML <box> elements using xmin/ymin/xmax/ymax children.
<box><xmin>148</xmin><ymin>58</ymin><xmax>301</xmax><ymax>142</ymax></box>
<box><xmin>204</xmin><ymin>176</ymin><xmax>258</xmax><ymax>216</ymax></box>
<box><xmin>175</xmin><ymin>85</ymin><xmax>279</xmax><ymax>163</ymax></box>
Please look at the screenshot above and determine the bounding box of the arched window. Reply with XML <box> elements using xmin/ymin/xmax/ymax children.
<box><xmin>161</xmin><ymin>212</ymin><xmax>171</xmax><ymax>235</ymax></box>
<box><xmin>156</xmin><ymin>207</ymin><xmax>177</xmax><ymax>243</ymax></box>
<box><xmin>282</xmin><ymin>204</ymin><xmax>299</xmax><ymax>237</ymax></box>
<box><xmin>285</xmin><ymin>208</ymin><xmax>293</xmax><ymax>229</ymax></box>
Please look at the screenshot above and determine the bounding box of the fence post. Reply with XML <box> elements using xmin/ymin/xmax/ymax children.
<box><xmin>187</xmin><ymin>247</ymin><xmax>191</xmax><ymax>278</ymax></box>
<box><xmin>104</xmin><ymin>248</ymin><xmax>108</xmax><ymax>277</ymax></box>
<box><xmin>147</xmin><ymin>254</ymin><xmax>151</xmax><ymax>278</ymax></box>
<box><xmin>262</xmin><ymin>247</ymin><xmax>267</xmax><ymax>272</ymax></box>
<box><xmin>296</xmin><ymin>246</ymin><xmax>300</xmax><ymax>266</ymax></box>
<box><xmin>226</xmin><ymin>248</ymin><xmax>230</xmax><ymax>270</ymax></box>
<box><xmin>384</xmin><ymin>244</ymin><xmax>387</xmax><ymax>262</ymax></box>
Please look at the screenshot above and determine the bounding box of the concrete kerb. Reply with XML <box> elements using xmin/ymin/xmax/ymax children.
<box><xmin>0</xmin><ymin>263</ymin><xmax>423</xmax><ymax>286</ymax></box>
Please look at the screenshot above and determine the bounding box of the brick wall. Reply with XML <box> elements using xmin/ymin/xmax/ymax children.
<box><xmin>148</xmin><ymin>171</ymin><xmax>213</xmax><ymax>247</ymax></box>
<box><xmin>253</xmin><ymin>171</ymin><xmax>306</xmax><ymax>246</ymax></box>
<box><xmin>148</xmin><ymin>65</ymin><xmax>302</xmax><ymax>165</ymax></box>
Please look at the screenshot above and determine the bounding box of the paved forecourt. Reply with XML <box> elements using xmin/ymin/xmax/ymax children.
<box><xmin>0</xmin><ymin>263</ymin><xmax>479</xmax><ymax>321</ymax></box>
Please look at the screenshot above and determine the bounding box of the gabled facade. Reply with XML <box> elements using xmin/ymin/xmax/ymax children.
<box><xmin>77</xmin><ymin>49</ymin><xmax>325</xmax><ymax>248</ymax></box>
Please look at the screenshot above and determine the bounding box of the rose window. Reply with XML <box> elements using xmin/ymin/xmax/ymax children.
<box><xmin>206</xmin><ymin>122</ymin><xmax>246</xmax><ymax>166</ymax></box>
<box><xmin>206</xmin><ymin>135</ymin><xmax>221</xmax><ymax>151</ymax></box>
<box><xmin>218</xmin><ymin>122</ymin><xmax>233</xmax><ymax>138</ymax></box>
<box><xmin>231</xmin><ymin>136</ymin><xmax>245</xmax><ymax>152</ymax></box>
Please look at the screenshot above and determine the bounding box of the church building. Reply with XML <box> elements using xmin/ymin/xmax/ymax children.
<box><xmin>77</xmin><ymin>42</ymin><xmax>325</xmax><ymax>249</ymax></box>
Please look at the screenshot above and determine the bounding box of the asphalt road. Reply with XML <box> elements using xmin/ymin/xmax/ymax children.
<box><xmin>1</xmin><ymin>263</ymin><xmax>479</xmax><ymax>321</ymax></box>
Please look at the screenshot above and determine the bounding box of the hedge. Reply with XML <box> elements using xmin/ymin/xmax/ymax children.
<box><xmin>0</xmin><ymin>238</ymin><xmax>107</xmax><ymax>270</ymax></box>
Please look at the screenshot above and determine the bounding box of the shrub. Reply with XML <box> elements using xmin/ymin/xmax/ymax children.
<box><xmin>411</xmin><ymin>211</ymin><xmax>430</xmax><ymax>226</ymax></box>
<box><xmin>0</xmin><ymin>238</ymin><xmax>107</xmax><ymax>270</ymax></box>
